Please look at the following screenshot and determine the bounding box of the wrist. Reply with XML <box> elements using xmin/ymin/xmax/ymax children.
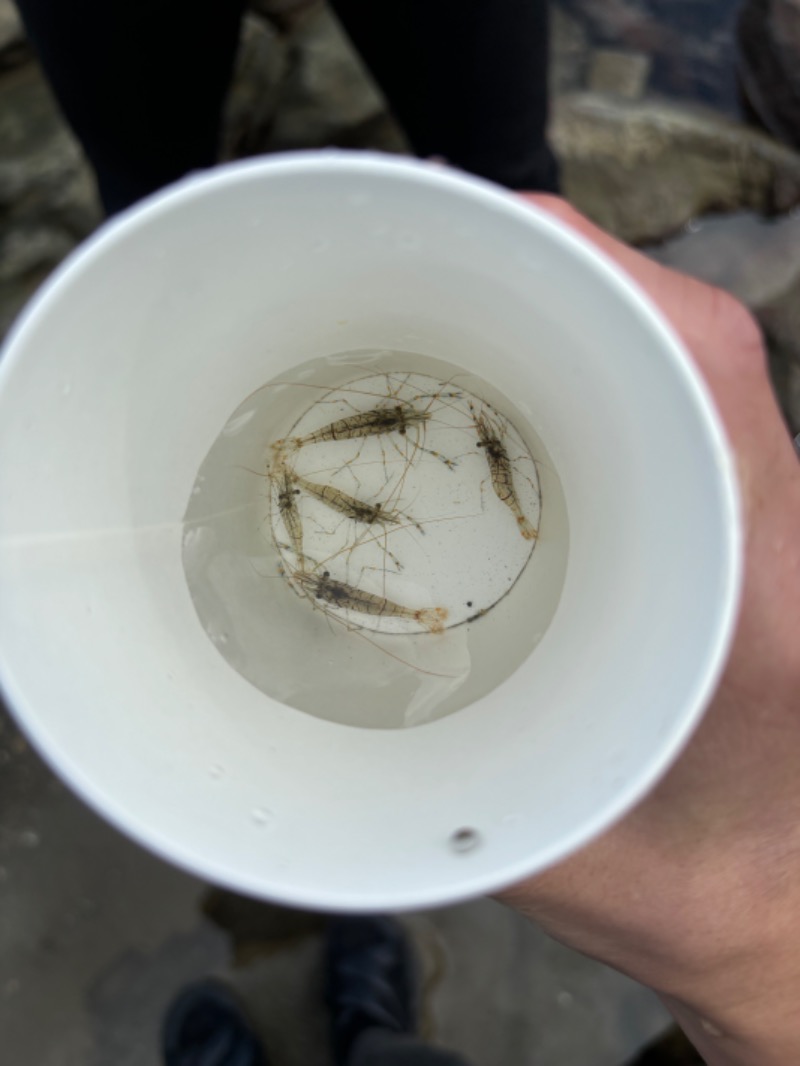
<box><xmin>664</xmin><ymin>989</ymin><xmax>800</xmax><ymax>1066</ymax></box>
<box><xmin>506</xmin><ymin>812</ymin><xmax>800</xmax><ymax>1065</ymax></box>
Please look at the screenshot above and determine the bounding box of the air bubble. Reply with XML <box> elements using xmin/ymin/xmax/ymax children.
<box><xmin>251</xmin><ymin>806</ymin><xmax>273</xmax><ymax>827</ymax></box>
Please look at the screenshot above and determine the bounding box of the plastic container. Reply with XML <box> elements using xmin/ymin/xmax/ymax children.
<box><xmin>0</xmin><ymin>153</ymin><xmax>741</xmax><ymax>910</ymax></box>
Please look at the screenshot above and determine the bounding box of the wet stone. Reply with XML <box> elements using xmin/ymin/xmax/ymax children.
<box><xmin>587</xmin><ymin>48</ymin><xmax>652</xmax><ymax>99</ymax></box>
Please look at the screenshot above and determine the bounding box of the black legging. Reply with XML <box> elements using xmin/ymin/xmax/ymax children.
<box><xmin>16</xmin><ymin>0</ymin><xmax>557</xmax><ymax>215</ymax></box>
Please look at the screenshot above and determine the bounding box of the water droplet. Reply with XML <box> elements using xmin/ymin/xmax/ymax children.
<box><xmin>0</xmin><ymin>750</ymin><xmax>10</xmax><ymax>766</ymax></box>
<box><xmin>20</xmin><ymin>829</ymin><xmax>39</xmax><ymax>848</ymax></box>
<box><xmin>501</xmin><ymin>813</ymin><xmax>520</xmax><ymax>828</ymax></box>
<box><xmin>450</xmin><ymin>827</ymin><xmax>480</xmax><ymax>853</ymax></box>
<box><xmin>557</xmin><ymin>990</ymin><xmax>573</xmax><ymax>1008</ymax></box>
<box><xmin>80</xmin><ymin>897</ymin><xmax>98</xmax><ymax>915</ymax></box>
<box><xmin>3</xmin><ymin>978</ymin><xmax>20</xmax><ymax>998</ymax></box>
<box><xmin>348</xmin><ymin>191</ymin><xmax>370</xmax><ymax>207</ymax></box>
<box><xmin>684</xmin><ymin>218</ymin><xmax>702</xmax><ymax>234</ymax></box>
<box><xmin>192</xmin><ymin>486</ymin><xmax>201</xmax><ymax>496</ymax></box>
<box><xmin>397</xmin><ymin>232</ymin><xmax>420</xmax><ymax>250</ymax></box>
<box><xmin>700</xmin><ymin>1018</ymin><xmax>724</xmax><ymax>1037</ymax></box>
<box><xmin>61</xmin><ymin>382</ymin><xmax>72</xmax><ymax>397</ymax></box>
<box><xmin>251</xmin><ymin>806</ymin><xmax>273</xmax><ymax>827</ymax></box>
<box><xmin>166</xmin><ymin>672</ymin><xmax>174</xmax><ymax>682</ymax></box>
<box><xmin>790</xmin><ymin>205</ymin><xmax>800</xmax><ymax>220</ymax></box>
<box><xmin>310</xmin><ymin>238</ymin><xmax>330</xmax><ymax>253</ymax></box>
<box><xmin>209</xmin><ymin>764</ymin><xmax>224</xmax><ymax>780</ymax></box>
<box><xmin>0</xmin><ymin>865</ymin><xmax>8</xmax><ymax>883</ymax></box>
<box><xmin>218</xmin><ymin>632</ymin><xmax>229</xmax><ymax>645</ymax></box>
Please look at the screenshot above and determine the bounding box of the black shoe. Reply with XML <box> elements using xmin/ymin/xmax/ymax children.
<box><xmin>162</xmin><ymin>979</ymin><xmax>268</xmax><ymax>1066</ymax></box>
<box><xmin>325</xmin><ymin>917</ymin><xmax>417</xmax><ymax>1066</ymax></box>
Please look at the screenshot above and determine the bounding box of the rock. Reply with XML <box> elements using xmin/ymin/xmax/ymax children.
<box><xmin>561</xmin><ymin>0</ymin><xmax>740</xmax><ymax>113</ymax></box>
<box><xmin>0</xmin><ymin>224</ymin><xmax>78</xmax><ymax>338</ymax></box>
<box><xmin>643</xmin><ymin>211</ymin><xmax>800</xmax><ymax>306</ymax></box>
<box><xmin>221</xmin><ymin>12</ymin><xmax>288</xmax><ymax>160</ymax></box>
<box><xmin>643</xmin><ymin>211</ymin><xmax>800</xmax><ymax>432</ymax></box>
<box><xmin>737</xmin><ymin>0</ymin><xmax>800</xmax><ymax>151</ymax></box>
<box><xmin>0</xmin><ymin>60</ymin><xmax>100</xmax><ymax>340</ymax></box>
<box><xmin>0</xmin><ymin>0</ymin><xmax>27</xmax><ymax>70</ymax></box>
<box><xmin>549</xmin><ymin>7</ymin><xmax>590</xmax><ymax>97</ymax></box>
<box><xmin>562</xmin><ymin>0</ymin><xmax>663</xmax><ymax>47</ymax></box>
<box><xmin>552</xmin><ymin>93</ymin><xmax>800</xmax><ymax>243</ymax></box>
<box><xmin>0</xmin><ymin>223</ymin><xmax>75</xmax><ymax>285</ymax></box>
<box><xmin>0</xmin><ymin>265</ymin><xmax>53</xmax><ymax>338</ymax></box>
<box><xmin>0</xmin><ymin>62</ymin><xmax>100</xmax><ymax>230</ymax></box>
<box><xmin>264</xmin><ymin>3</ymin><xmax>407</xmax><ymax>154</ymax></box>
<box><xmin>587</xmin><ymin>48</ymin><xmax>651</xmax><ymax>99</ymax></box>
<box><xmin>248</xmin><ymin>0</ymin><xmax>321</xmax><ymax>33</ymax></box>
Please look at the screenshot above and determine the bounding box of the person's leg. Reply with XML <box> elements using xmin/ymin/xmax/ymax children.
<box><xmin>329</xmin><ymin>0</ymin><xmax>558</xmax><ymax>192</ymax></box>
<box><xmin>327</xmin><ymin>916</ymin><xmax>473</xmax><ymax>1066</ymax></box>
<box><xmin>348</xmin><ymin>1028</ymin><xmax>471</xmax><ymax>1066</ymax></box>
<box><xmin>162</xmin><ymin>979</ymin><xmax>267</xmax><ymax>1066</ymax></box>
<box><xmin>16</xmin><ymin>0</ymin><xmax>247</xmax><ymax>214</ymax></box>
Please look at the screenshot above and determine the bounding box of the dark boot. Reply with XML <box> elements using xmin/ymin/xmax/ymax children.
<box><xmin>162</xmin><ymin>979</ymin><xmax>268</xmax><ymax>1066</ymax></box>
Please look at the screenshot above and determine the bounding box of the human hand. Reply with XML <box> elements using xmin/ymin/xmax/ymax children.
<box><xmin>502</xmin><ymin>196</ymin><xmax>800</xmax><ymax>1066</ymax></box>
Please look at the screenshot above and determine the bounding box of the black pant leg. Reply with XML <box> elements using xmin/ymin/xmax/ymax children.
<box><xmin>16</xmin><ymin>0</ymin><xmax>247</xmax><ymax>214</ymax></box>
<box><xmin>329</xmin><ymin>0</ymin><xmax>558</xmax><ymax>192</ymax></box>
<box><xmin>348</xmin><ymin>1028</ymin><xmax>472</xmax><ymax>1066</ymax></box>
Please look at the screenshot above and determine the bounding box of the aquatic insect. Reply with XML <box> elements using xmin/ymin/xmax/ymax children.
<box><xmin>293</xmin><ymin>474</ymin><xmax>424</xmax><ymax>533</ymax></box>
<box><xmin>280</xmin><ymin>404</ymin><xmax>431</xmax><ymax>450</ymax></box>
<box><xmin>471</xmin><ymin>403</ymin><xmax>538</xmax><ymax>541</ymax></box>
<box><xmin>287</xmin><ymin>568</ymin><xmax>448</xmax><ymax>633</ymax></box>
<box><xmin>273</xmin><ymin>374</ymin><xmax>460</xmax><ymax>471</ymax></box>
<box><xmin>272</xmin><ymin>459</ymin><xmax>306</xmax><ymax>566</ymax></box>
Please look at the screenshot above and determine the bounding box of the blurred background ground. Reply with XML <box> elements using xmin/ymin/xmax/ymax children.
<box><xmin>1</xmin><ymin>1</ymin><xmax>798</xmax><ymax>1063</ymax></box>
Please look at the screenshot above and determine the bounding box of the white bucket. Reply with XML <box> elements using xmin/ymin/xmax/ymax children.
<box><xmin>0</xmin><ymin>153</ymin><xmax>741</xmax><ymax>910</ymax></box>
